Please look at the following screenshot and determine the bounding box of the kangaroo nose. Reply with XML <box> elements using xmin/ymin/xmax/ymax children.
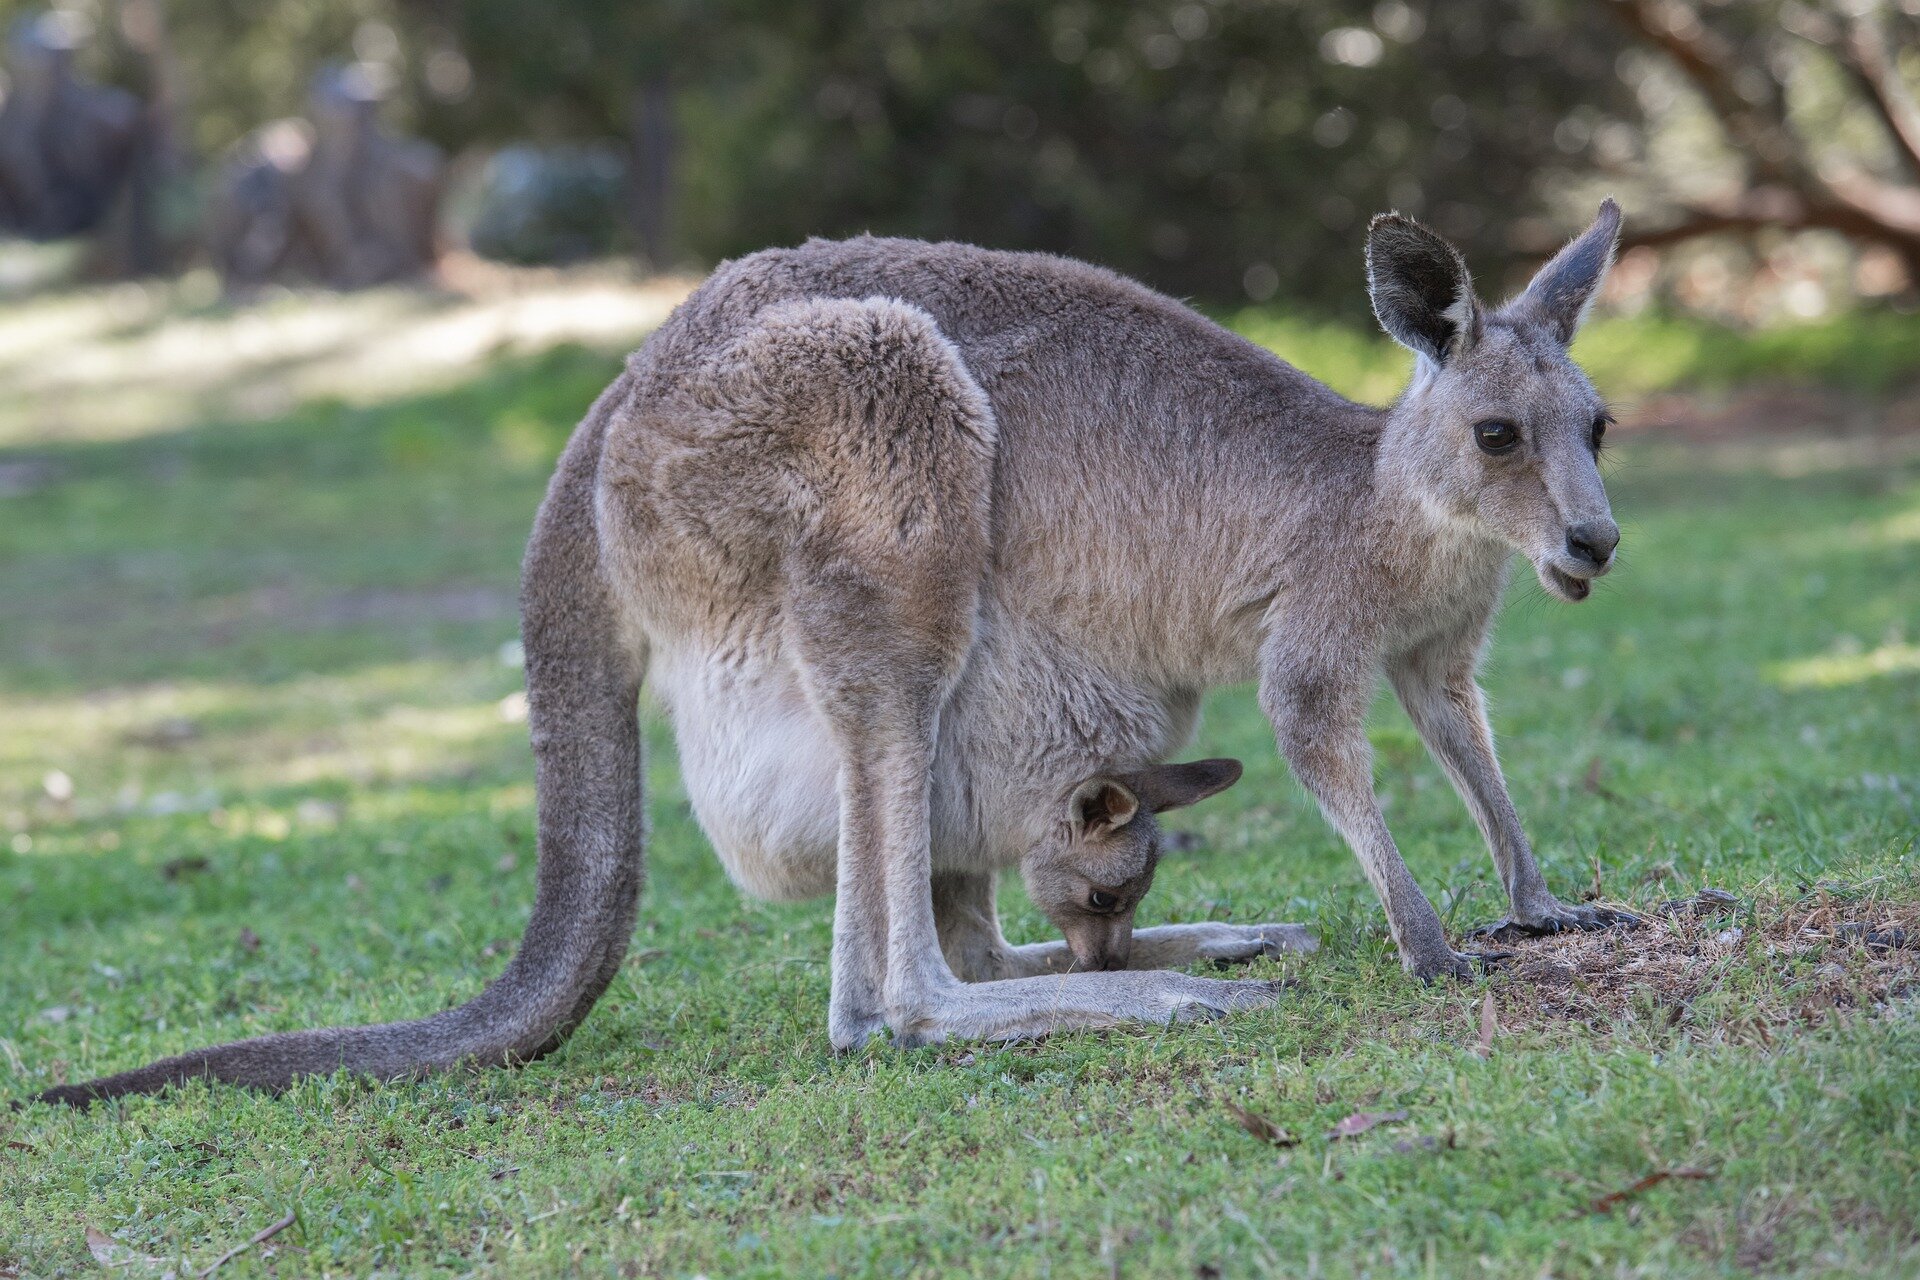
<box><xmin>1566</xmin><ymin>519</ymin><xmax>1619</xmax><ymax>567</ymax></box>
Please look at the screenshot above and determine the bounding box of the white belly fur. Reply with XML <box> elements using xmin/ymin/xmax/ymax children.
<box><xmin>652</xmin><ymin>650</ymin><xmax>843</xmax><ymax>901</ymax></box>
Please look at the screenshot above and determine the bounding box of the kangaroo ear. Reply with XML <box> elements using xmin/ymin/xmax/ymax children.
<box><xmin>1512</xmin><ymin>198</ymin><xmax>1622</xmax><ymax>345</ymax></box>
<box><xmin>1115</xmin><ymin>758</ymin><xmax>1244</xmax><ymax>814</ymax></box>
<box><xmin>1366</xmin><ymin>213</ymin><xmax>1481</xmax><ymax>369</ymax></box>
<box><xmin>1069</xmin><ymin>777</ymin><xmax>1140</xmax><ymax>838</ymax></box>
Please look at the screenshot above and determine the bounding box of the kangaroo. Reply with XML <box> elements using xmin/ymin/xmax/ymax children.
<box><xmin>35</xmin><ymin>201</ymin><xmax>1636</xmax><ymax>1105</ymax></box>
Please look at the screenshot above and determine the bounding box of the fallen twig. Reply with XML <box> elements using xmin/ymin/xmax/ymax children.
<box><xmin>1586</xmin><ymin>1167</ymin><xmax>1714</xmax><ymax>1215</ymax></box>
<box><xmin>1222</xmin><ymin>1101</ymin><xmax>1297</xmax><ymax>1147</ymax></box>
<box><xmin>197</xmin><ymin>1210</ymin><xmax>295</xmax><ymax>1278</ymax></box>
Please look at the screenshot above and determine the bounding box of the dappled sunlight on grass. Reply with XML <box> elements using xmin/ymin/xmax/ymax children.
<box><xmin>0</xmin><ymin>343</ymin><xmax>624</xmax><ymax>697</ymax></box>
<box><xmin>1868</xmin><ymin>504</ymin><xmax>1920</xmax><ymax>547</ymax></box>
<box><xmin>0</xmin><ymin>658</ymin><xmax>530</xmax><ymax>840</ymax></box>
<box><xmin>1772</xmin><ymin>640</ymin><xmax>1920</xmax><ymax>689</ymax></box>
<box><xmin>0</xmin><ymin>265</ymin><xmax>685</xmax><ymax>447</ymax></box>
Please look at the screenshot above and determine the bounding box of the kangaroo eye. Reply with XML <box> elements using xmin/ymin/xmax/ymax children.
<box><xmin>1591</xmin><ymin>414</ymin><xmax>1611</xmax><ymax>450</ymax></box>
<box><xmin>1474</xmin><ymin>419</ymin><xmax>1520</xmax><ymax>454</ymax></box>
<box><xmin>1087</xmin><ymin>891</ymin><xmax>1119</xmax><ymax>912</ymax></box>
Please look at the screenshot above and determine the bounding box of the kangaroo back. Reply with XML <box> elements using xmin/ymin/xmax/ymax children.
<box><xmin>33</xmin><ymin>383</ymin><xmax>648</xmax><ymax>1105</ymax></box>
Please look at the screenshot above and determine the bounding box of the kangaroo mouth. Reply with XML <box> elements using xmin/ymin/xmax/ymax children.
<box><xmin>1535</xmin><ymin>553</ymin><xmax>1611</xmax><ymax>602</ymax></box>
<box><xmin>1544</xmin><ymin>565</ymin><xmax>1592</xmax><ymax>601</ymax></box>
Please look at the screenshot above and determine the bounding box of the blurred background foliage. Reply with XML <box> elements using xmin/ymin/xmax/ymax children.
<box><xmin>4</xmin><ymin>0</ymin><xmax>1920</xmax><ymax>322</ymax></box>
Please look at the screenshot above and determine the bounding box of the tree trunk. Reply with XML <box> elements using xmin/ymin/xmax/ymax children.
<box><xmin>627</xmin><ymin>74</ymin><xmax>674</xmax><ymax>273</ymax></box>
<box><xmin>86</xmin><ymin>0</ymin><xmax>186</xmax><ymax>277</ymax></box>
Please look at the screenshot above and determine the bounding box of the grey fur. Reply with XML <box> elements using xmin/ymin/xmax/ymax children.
<box><xmin>33</xmin><ymin>201</ymin><xmax>1634</xmax><ymax>1103</ymax></box>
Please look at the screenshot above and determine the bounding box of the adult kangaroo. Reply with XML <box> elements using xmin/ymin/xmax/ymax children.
<box><xmin>36</xmin><ymin>201</ymin><xmax>1635</xmax><ymax>1104</ymax></box>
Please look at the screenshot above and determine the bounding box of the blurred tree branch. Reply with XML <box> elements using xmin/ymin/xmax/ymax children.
<box><xmin>1604</xmin><ymin>0</ymin><xmax>1920</xmax><ymax>284</ymax></box>
<box><xmin>1787</xmin><ymin>0</ymin><xmax>1920</xmax><ymax>182</ymax></box>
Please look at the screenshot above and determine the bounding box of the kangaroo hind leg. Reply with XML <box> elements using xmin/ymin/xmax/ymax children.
<box><xmin>746</xmin><ymin>297</ymin><xmax>996</xmax><ymax>1049</ymax></box>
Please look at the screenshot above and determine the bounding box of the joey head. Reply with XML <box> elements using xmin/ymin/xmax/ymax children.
<box><xmin>1022</xmin><ymin>759</ymin><xmax>1243</xmax><ymax>971</ymax></box>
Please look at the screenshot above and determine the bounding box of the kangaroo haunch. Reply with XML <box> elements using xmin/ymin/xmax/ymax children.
<box><xmin>34</xmin><ymin>202</ymin><xmax>1639</xmax><ymax>1105</ymax></box>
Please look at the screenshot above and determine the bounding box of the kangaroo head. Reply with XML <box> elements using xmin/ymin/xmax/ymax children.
<box><xmin>1021</xmin><ymin>758</ymin><xmax>1243</xmax><ymax>972</ymax></box>
<box><xmin>1367</xmin><ymin>200</ymin><xmax>1624</xmax><ymax>601</ymax></box>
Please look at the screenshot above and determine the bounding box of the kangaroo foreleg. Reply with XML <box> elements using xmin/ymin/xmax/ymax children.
<box><xmin>1387</xmin><ymin>648</ymin><xmax>1638</xmax><ymax>936</ymax></box>
<box><xmin>1259</xmin><ymin>630</ymin><xmax>1475</xmax><ymax>980</ymax></box>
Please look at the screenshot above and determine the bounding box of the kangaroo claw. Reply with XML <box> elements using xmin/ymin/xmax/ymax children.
<box><xmin>1468</xmin><ymin>902</ymin><xmax>1642</xmax><ymax>944</ymax></box>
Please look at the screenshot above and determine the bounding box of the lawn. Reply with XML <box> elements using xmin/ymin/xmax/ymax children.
<box><xmin>1</xmin><ymin>282</ymin><xmax>1918</xmax><ymax>1278</ymax></box>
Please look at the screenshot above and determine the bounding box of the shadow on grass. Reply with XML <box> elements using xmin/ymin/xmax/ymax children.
<box><xmin>0</xmin><ymin>343</ymin><xmax>626</xmax><ymax>695</ymax></box>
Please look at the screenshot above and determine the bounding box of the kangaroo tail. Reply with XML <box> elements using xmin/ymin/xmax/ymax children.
<box><xmin>32</xmin><ymin>386</ymin><xmax>646</xmax><ymax>1107</ymax></box>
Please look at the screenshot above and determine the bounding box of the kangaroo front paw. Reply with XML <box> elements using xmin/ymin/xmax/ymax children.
<box><xmin>1469</xmin><ymin>899</ymin><xmax>1642</xmax><ymax>944</ymax></box>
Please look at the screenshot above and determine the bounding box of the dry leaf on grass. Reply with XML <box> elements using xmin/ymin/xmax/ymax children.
<box><xmin>1327</xmin><ymin>1109</ymin><xmax>1408</xmax><ymax>1140</ymax></box>
<box><xmin>1223</xmin><ymin>1101</ymin><xmax>1298</xmax><ymax>1147</ymax></box>
<box><xmin>1477</xmin><ymin>990</ymin><xmax>1498</xmax><ymax>1057</ymax></box>
<box><xmin>1586</xmin><ymin>1167</ymin><xmax>1715</xmax><ymax>1215</ymax></box>
<box><xmin>84</xmin><ymin>1226</ymin><xmax>171</xmax><ymax>1274</ymax></box>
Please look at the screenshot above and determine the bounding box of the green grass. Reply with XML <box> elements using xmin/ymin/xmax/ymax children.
<box><xmin>2</xmin><ymin>309</ymin><xmax>1918</xmax><ymax>1278</ymax></box>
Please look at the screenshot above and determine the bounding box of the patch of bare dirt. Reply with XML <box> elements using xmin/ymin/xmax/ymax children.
<box><xmin>1485</xmin><ymin>888</ymin><xmax>1920</xmax><ymax>1038</ymax></box>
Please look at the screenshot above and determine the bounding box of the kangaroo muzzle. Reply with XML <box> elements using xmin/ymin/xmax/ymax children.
<box><xmin>1564</xmin><ymin>517</ymin><xmax>1619</xmax><ymax>571</ymax></box>
<box><xmin>1064</xmin><ymin>915</ymin><xmax>1135</xmax><ymax>972</ymax></box>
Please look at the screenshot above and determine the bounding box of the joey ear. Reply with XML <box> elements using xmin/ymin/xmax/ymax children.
<box><xmin>1511</xmin><ymin>198</ymin><xmax>1622</xmax><ymax>345</ymax></box>
<box><xmin>1365</xmin><ymin>213</ymin><xmax>1481</xmax><ymax>369</ymax></box>
<box><xmin>1069</xmin><ymin>777</ymin><xmax>1140</xmax><ymax>838</ymax></box>
<box><xmin>1115</xmin><ymin>757</ymin><xmax>1244</xmax><ymax>814</ymax></box>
